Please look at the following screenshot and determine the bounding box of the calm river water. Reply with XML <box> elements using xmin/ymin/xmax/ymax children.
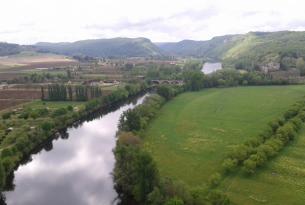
<box><xmin>3</xmin><ymin>94</ymin><xmax>149</xmax><ymax>205</ymax></box>
<box><xmin>201</xmin><ymin>62</ymin><xmax>222</xmax><ymax>74</ymax></box>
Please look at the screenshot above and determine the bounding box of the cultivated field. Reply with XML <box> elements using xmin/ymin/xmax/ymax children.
<box><xmin>144</xmin><ymin>86</ymin><xmax>305</xmax><ymax>194</ymax></box>
<box><xmin>0</xmin><ymin>89</ymin><xmax>42</xmax><ymax>111</ymax></box>
<box><xmin>0</xmin><ymin>52</ymin><xmax>76</xmax><ymax>71</ymax></box>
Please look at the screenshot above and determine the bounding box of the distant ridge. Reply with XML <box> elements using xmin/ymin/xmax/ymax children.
<box><xmin>35</xmin><ymin>37</ymin><xmax>162</xmax><ymax>57</ymax></box>
<box><xmin>2</xmin><ymin>30</ymin><xmax>305</xmax><ymax>70</ymax></box>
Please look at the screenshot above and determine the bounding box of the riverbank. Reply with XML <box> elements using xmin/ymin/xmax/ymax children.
<box><xmin>0</xmin><ymin>83</ymin><xmax>149</xmax><ymax>191</ymax></box>
<box><xmin>3</xmin><ymin>93</ymin><xmax>150</xmax><ymax>205</ymax></box>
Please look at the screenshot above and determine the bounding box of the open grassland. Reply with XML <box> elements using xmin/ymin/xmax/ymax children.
<box><xmin>144</xmin><ymin>86</ymin><xmax>305</xmax><ymax>187</ymax></box>
<box><xmin>222</xmin><ymin>128</ymin><xmax>305</xmax><ymax>205</ymax></box>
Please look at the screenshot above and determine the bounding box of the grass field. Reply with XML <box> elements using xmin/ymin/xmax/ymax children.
<box><xmin>143</xmin><ymin>86</ymin><xmax>305</xmax><ymax>189</ymax></box>
<box><xmin>222</xmin><ymin>128</ymin><xmax>305</xmax><ymax>205</ymax></box>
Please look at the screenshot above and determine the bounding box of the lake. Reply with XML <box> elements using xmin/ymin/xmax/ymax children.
<box><xmin>3</xmin><ymin>94</ymin><xmax>149</xmax><ymax>205</ymax></box>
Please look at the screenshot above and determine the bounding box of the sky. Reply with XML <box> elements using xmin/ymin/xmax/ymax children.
<box><xmin>1</xmin><ymin>0</ymin><xmax>305</xmax><ymax>44</ymax></box>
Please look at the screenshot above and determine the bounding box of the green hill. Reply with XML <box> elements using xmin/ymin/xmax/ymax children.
<box><xmin>35</xmin><ymin>37</ymin><xmax>161</xmax><ymax>57</ymax></box>
<box><xmin>158</xmin><ymin>31</ymin><xmax>305</xmax><ymax>70</ymax></box>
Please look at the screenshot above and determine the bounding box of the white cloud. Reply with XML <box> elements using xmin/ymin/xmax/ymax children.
<box><xmin>0</xmin><ymin>0</ymin><xmax>304</xmax><ymax>44</ymax></box>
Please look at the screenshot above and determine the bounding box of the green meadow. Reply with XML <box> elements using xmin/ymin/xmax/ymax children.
<box><xmin>143</xmin><ymin>85</ymin><xmax>305</xmax><ymax>197</ymax></box>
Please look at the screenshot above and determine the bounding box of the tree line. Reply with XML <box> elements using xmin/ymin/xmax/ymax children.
<box><xmin>44</xmin><ymin>84</ymin><xmax>102</xmax><ymax>101</ymax></box>
<box><xmin>222</xmin><ymin>100</ymin><xmax>305</xmax><ymax>175</ymax></box>
<box><xmin>182</xmin><ymin>69</ymin><xmax>292</xmax><ymax>92</ymax></box>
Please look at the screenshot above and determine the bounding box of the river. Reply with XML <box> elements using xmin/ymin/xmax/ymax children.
<box><xmin>201</xmin><ymin>62</ymin><xmax>222</xmax><ymax>74</ymax></box>
<box><xmin>3</xmin><ymin>94</ymin><xmax>149</xmax><ymax>205</ymax></box>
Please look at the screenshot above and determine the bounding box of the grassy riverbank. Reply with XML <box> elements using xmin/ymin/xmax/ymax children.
<box><xmin>143</xmin><ymin>86</ymin><xmax>305</xmax><ymax>190</ymax></box>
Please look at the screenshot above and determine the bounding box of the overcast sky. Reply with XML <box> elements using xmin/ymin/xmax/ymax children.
<box><xmin>1</xmin><ymin>0</ymin><xmax>305</xmax><ymax>44</ymax></box>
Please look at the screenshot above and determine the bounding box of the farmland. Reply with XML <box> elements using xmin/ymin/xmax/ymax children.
<box><xmin>143</xmin><ymin>86</ymin><xmax>305</xmax><ymax>193</ymax></box>
<box><xmin>0</xmin><ymin>89</ymin><xmax>42</xmax><ymax>111</ymax></box>
<box><xmin>0</xmin><ymin>52</ymin><xmax>76</xmax><ymax>71</ymax></box>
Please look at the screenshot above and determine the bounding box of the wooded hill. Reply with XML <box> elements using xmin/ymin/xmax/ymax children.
<box><xmin>35</xmin><ymin>37</ymin><xmax>161</xmax><ymax>58</ymax></box>
<box><xmin>158</xmin><ymin>31</ymin><xmax>305</xmax><ymax>70</ymax></box>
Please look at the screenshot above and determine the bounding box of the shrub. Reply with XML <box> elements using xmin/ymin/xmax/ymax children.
<box><xmin>208</xmin><ymin>173</ymin><xmax>221</xmax><ymax>188</ymax></box>
<box><xmin>157</xmin><ymin>85</ymin><xmax>175</xmax><ymax>100</ymax></box>
<box><xmin>52</xmin><ymin>108</ymin><xmax>67</xmax><ymax>117</ymax></box>
<box><xmin>41</xmin><ymin>121</ymin><xmax>54</xmax><ymax>132</ymax></box>
<box><xmin>222</xmin><ymin>158</ymin><xmax>238</xmax><ymax>173</ymax></box>
<box><xmin>2</xmin><ymin>112</ymin><xmax>12</xmax><ymax>120</ymax></box>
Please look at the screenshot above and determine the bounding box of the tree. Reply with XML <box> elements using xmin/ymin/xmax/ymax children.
<box><xmin>157</xmin><ymin>86</ymin><xmax>174</xmax><ymax>100</ymax></box>
<box><xmin>296</xmin><ymin>57</ymin><xmax>305</xmax><ymax>76</ymax></box>
<box><xmin>183</xmin><ymin>71</ymin><xmax>204</xmax><ymax>91</ymax></box>
<box><xmin>242</xmin><ymin>159</ymin><xmax>256</xmax><ymax>174</ymax></box>
<box><xmin>120</xmin><ymin>109</ymin><xmax>142</xmax><ymax>131</ymax></box>
<box><xmin>222</xmin><ymin>158</ymin><xmax>238</xmax><ymax>173</ymax></box>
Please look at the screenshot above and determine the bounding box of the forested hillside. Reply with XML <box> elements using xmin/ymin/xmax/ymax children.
<box><xmin>158</xmin><ymin>31</ymin><xmax>305</xmax><ymax>70</ymax></box>
<box><xmin>35</xmin><ymin>37</ymin><xmax>161</xmax><ymax>57</ymax></box>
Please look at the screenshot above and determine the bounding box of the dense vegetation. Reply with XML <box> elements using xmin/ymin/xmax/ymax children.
<box><xmin>35</xmin><ymin>38</ymin><xmax>161</xmax><ymax>57</ymax></box>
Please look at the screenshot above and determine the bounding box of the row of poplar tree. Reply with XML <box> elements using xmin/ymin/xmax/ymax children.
<box><xmin>42</xmin><ymin>84</ymin><xmax>102</xmax><ymax>101</ymax></box>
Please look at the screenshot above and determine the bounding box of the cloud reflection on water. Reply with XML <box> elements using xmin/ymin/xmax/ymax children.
<box><xmin>5</xmin><ymin>95</ymin><xmax>148</xmax><ymax>205</ymax></box>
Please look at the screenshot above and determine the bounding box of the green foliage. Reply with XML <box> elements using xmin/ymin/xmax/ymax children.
<box><xmin>183</xmin><ymin>71</ymin><xmax>204</xmax><ymax>91</ymax></box>
<box><xmin>52</xmin><ymin>107</ymin><xmax>67</xmax><ymax>117</ymax></box>
<box><xmin>2</xmin><ymin>112</ymin><xmax>12</xmax><ymax>120</ymax></box>
<box><xmin>208</xmin><ymin>173</ymin><xmax>222</xmax><ymax>188</ymax></box>
<box><xmin>296</xmin><ymin>57</ymin><xmax>305</xmax><ymax>75</ymax></box>
<box><xmin>156</xmin><ymin>85</ymin><xmax>176</xmax><ymax>100</ymax></box>
<box><xmin>114</xmin><ymin>138</ymin><xmax>159</xmax><ymax>204</ymax></box>
<box><xmin>164</xmin><ymin>197</ymin><xmax>184</xmax><ymax>205</ymax></box>
<box><xmin>41</xmin><ymin>121</ymin><xmax>54</xmax><ymax>132</ymax></box>
<box><xmin>119</xmin><ymin>94</ymin><xmax>165</xmax><ymax>132</ymax></box>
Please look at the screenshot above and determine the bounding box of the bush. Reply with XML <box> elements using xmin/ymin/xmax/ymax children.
<box><xmin>222</xmin><ymin>158</ymin><xmax>238</xmax><ymax>173</ymax></box>
<box><xmin>52</xmin><ymin>108</ymin><xmax>67</xmax><ymax>117</ymax></box>
<box><xmin>41</xmin><ymin>121</ymin><xmax>54</xmax><ymax>132</ymax></box>
<box><xmin>242</xmin><ymin>159</ymin><xmax>256</xmax><ymax>174</ymax></box>
<box><xmin>157</xmin><ymin>85</ymin><xmax>175</xmax><ymax>100</ymax></box>
<box><xmin>2</xmin><ymin>112</ymin><xmax>12</xmax><ymax>120</ymax></box>
<box><xmin>208</xmin><ymin>173</ymin><xmax>222</xmax><ymax>188</ymax></box>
